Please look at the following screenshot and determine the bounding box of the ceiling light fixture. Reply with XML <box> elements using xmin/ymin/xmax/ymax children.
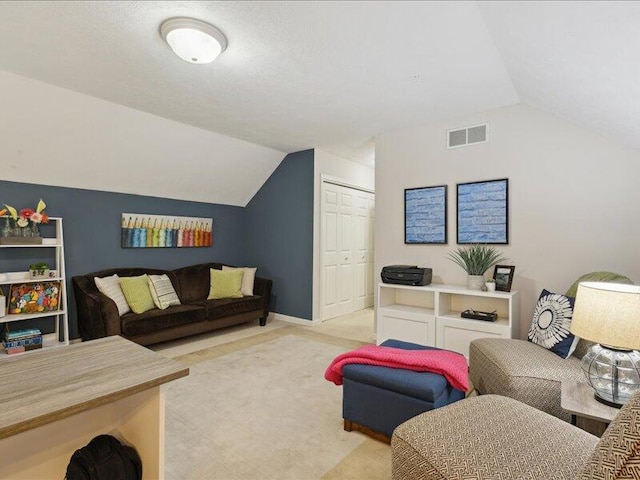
<box><xmin>159</xmin><ymin>17</ymin><xmax>227</xmax><ymax>64</ymax></box>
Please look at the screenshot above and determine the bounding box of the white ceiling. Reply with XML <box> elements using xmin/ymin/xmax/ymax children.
<box><xmin>0</xmin><ymin>0</ymin><xmax>638</xmax><ymax>174</ymax></box>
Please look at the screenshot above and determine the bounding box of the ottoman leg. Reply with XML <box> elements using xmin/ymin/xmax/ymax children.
<box><xmin>343</xmin><ymin>418</ymin><xmax>392</xmax><ymax>444</ymax></box>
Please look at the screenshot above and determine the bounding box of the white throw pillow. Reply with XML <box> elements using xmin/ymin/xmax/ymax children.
<box><xmin>94</xmin><ymin>274</ymin><xmax>131</xmax><ymax>316</ymax></box>
<box><xmin>222</xmin><ymin>266</ymin><xmax>257</xmax><ymax>296</ymax></box>
<box><xmin>147</xmin><ymin>274</ymin><xmax>181</xmax><ymax>310</ymax></box>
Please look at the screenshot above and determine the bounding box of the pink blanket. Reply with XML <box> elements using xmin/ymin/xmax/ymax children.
<box><xmin>324</xmin><ymin>345</ymin><xmax>469</xmax><ymax>392</ymax></box>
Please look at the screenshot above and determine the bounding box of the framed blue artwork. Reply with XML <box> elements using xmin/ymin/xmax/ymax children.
<box><xmin>404</xmin><ymin>185</ymin><xmax>448</xmax><ymax>244</ymax></box>
<box><xmin>456</xmin><ymin>178</ymin><xmax>508</xmax><ymax>244</ymax></box>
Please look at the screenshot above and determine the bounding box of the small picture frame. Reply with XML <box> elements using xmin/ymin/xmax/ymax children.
<box><xmin>493</xmin><ymin>265</ymin><xmax>515</xmax><ymax>292</ymax></box>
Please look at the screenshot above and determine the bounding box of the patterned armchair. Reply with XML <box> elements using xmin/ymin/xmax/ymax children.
<box><xmin>469</xmin><ymin>272</ymin><xmax>633</xmax><ymax>422</ymax></box>
<box><xmin>392</xmin><ymin>391</ymin><xmax>640</xmax><ymax>479</ymax></box>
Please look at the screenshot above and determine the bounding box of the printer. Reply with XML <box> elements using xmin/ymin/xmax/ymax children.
<box><xmin>381</xmin><ymin>265</ymin><xmax>432</xmax><ymax>286</ymax></box>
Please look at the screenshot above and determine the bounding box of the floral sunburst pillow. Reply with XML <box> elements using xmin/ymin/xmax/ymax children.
<box><xmin>528</xmin><ymin>289</ymin><xmax>580</xmax><ymax>359</ymax></box>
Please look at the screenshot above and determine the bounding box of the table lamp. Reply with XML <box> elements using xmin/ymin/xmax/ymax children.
<box><xmin>571</xmin><ymin>282</ymin><xmax>640</xmax><ymax>407</ymax></box>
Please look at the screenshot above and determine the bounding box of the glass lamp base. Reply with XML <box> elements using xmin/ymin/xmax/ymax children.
<box><xmin>593</xmin><ymin>392</ymin><xmax>624</xmax><ymax>409</ymax></box>
<box><xmin>581</xmin><ymin>344</ymin><xmax>640</xmax><ymax>407</ymax></box>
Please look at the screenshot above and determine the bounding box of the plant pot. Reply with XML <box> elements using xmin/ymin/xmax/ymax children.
<box><xmin>486</xmin><ymin>282</ymin><xmax>496</xmax><ymax>292</ymax></box>
<box><xmin>467</xmin><ymin>275</ymin><xmax>485</xmax><ymax>290</ymax></box>
<box><xmin>29</xmin><ymin>269</ymin><xmax>50</xmax><ymax>279</ymax></box>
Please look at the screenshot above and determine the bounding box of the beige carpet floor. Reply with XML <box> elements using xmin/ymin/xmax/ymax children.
<box><xmin>164</xmin><ymin>326</ymin><xmax>391</xmax><ymax>480</ymax></box>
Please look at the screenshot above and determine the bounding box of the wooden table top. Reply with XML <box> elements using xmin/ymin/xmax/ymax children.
<box><xmin>561</xmin><ymin>380</ymin><xmax>618</xmax><ymax>423</ymax></box>
<box><xmin>0</xmin><ymin>336</ymin><xmax>189</xmax><ymax>439</ymax></box>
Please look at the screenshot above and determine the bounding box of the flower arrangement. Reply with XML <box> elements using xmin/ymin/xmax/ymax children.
<box><xmin>0</xmin><ymin>199</ymin><xmax>49</xmax><ymax>227</ymax></box>
<box><xmin>0</xmin><ymin>199</ymin><xmax>49</xmax><ymax>239</ymax></box>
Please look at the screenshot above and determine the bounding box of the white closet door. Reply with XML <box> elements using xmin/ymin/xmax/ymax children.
<box><xmin>322</xmin><ymin>186</ymin><xmax>340</xmax><ymax>320</ymax></box>
<box><xmin>366</xmin><ymin>193</ymin><xmax>375</xmax><ymax>307</ymax></box>
<box><xmin>354</xmin><ymin>191</ymin><xmax>371</xmax><ymax>310</ymax></box>
<box><xmin>337</xmin><ymin>187</ymin><xmax>355</xmax><ymax>316</ymax></box>
<box><xmin>321</xmin><ymin>182</ymin><xmax>375</xmax><ymax>321</ymax></box>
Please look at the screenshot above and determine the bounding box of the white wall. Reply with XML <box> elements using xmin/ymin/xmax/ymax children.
<box><xmin>375</xmin><ymin>104</ymin><xmax>640</xmax><ymax>336</ymax></box>
<box><xmin>312</xmin><ymin>149</ymin><xmax>375</xmax><ymax>321</ymax></box>
<box><xmin>0</xmin><ymin>69</ymin><xmax>285</xmax><ymax>206</ymax></box>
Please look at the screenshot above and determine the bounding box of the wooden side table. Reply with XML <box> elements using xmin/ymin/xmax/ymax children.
<box><xmin>561</xmin><ymin>380</ymin><xmax>618</xmax><ymax>437</ymax></box>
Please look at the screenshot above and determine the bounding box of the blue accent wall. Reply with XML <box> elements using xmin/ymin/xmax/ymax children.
<box><xmin>1</xmin><ymin>148</ymin><xmax>315</xmax><ymax>337</ymax></box>
<box><xmin>244</xmin><ymin>150</ymin><xmax>314</xmax><ymax>320</ymax></box>
<box><xmin>0</xmin><ymin>180</ymin><xmax>245</xmax><ymax>338</ymax></box>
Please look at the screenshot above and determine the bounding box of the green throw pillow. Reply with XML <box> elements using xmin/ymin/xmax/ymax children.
<box><xmin>208</xmin><ymin>269</ymin><xmax>244</xmax><ymax>300</ymax></box>
<box><xmin>120</xmin><ymin>275</ymin><xmax>155</xmax><ymax>314</ymax></box>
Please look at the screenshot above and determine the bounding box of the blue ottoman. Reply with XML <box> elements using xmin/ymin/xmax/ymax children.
<box><xmin>342</xmin><ymin>339</ymin><xmax>465</xmax><ymax>442</ymax></box>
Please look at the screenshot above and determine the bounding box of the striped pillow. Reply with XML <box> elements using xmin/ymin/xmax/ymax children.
<box><xmin>94</xmin><ymin>274</ymin><xmax>131</xmax><ymax>316</ymax></box>
<box><xmin>148</xmin><ymin>274</ymin><xmax>181</xmax><ymax>310</ymax></box>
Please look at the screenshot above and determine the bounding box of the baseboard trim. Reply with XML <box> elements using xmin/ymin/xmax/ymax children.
<box><xmin>270</xmin><ymin>313</ymin><xmax>318</xmax><ymax>325</ymax></box>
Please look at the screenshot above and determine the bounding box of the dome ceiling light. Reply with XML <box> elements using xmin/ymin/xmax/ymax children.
<box><xmin>159</xmin><ymin>17</ymin><xmax>227</xmax><ymax>64</ymax></box>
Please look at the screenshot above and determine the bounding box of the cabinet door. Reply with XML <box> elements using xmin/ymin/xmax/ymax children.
<box><xmin>377</xmin><ymin>311</ymin><xmax>435</xmax><ymax>346</ymax></box>
<box><xmin>436</xmin><ymin>316</ymin><xmax>508</xmax><ymax>357</ymax></box>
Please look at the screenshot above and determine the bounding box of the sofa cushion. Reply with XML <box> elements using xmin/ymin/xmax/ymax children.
<box><xmin>469</xmin><ymin>338</ymin><xmax>583</xmax><ymax>421</ymax></box>
<box><xmin>94</xmin><ymin>274</ymin><xmax>130</xmax><ymax>316</ymax></box>
<box><xmin>222</xmin><ymin>266</ymin><xmax>257</xmax><ymax>296</ymax></box>
<box><xmin>528</xmin><ymin>289</ymin><xmax>579</xmax><ymax>359</ymax></box>
<box><xmin>120</xmin><ymin>304</ymin><xmax>207</xmax><ymax>336</ymax></box>
<box><xmin>119</xmin><ymin>275</ymin><xmax>155</xmax><ymax>314</ymax></box>
<box><xmin>204</xmin><ymin>295</ymin><xmax>263</xmax><ymax>320</ymax></box>
<box><xmin>208</xmin><ymin>269</ymin><xmax>244</xmax><ymax>299</ymax></box>
<box><xmin>392</xmin><ymin>395</ymin><xmax>598</xmax><ymax>480</ymax></box>
<box><xmin>172</xmin><ymin>263</ymin><xmax>223</xmax><ymax>303</ymax></box>
<box><xmin>148</xmin><ymin>274</ymin><xmax>181</xmax><ymax>310</ymax></box>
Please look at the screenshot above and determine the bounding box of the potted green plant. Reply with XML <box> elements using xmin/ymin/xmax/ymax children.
<box><xmin>485</xmin><ymin>278</ymin><xmax>496</xmax><ymax>292</ymax></box>
<box><xmin>447</xmin><ymin>244</ymin><xmax>505</xmax><ymax>290</ymax></box>
<box><xmin>29</xmin><ymin>262</ymin><xmax>50</xmax><ymax>279</ymax></box>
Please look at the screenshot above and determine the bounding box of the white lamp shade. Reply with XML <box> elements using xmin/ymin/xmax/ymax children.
<box><xmin>571</xmin><ymin>282</ymin><xmax>640</xmax><ymax>350</ymax></box>
<box><xmin>160</xmin><ymin>18</ymin><xmax>227</xmax><ymax>64</ymax></box>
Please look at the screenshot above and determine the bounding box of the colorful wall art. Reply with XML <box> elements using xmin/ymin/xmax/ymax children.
<box><xmin>121</xmin><ymin>213</ymin><xmax>213</xmax><ymax>248</ymax></box>
<box><xmin>456</xmin><ymin>178</ymin><xmax>509</xmax><ymax>244</ymax></box>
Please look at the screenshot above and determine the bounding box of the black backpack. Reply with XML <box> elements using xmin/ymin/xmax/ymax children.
<box><xmin>65</xmin><ymin>434</ymin><xmax>142</xmax><ymax>480</ymax></box>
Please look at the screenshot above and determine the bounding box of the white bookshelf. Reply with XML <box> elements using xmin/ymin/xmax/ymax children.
<box><xmin>0</xmin><ymin>217</ymin><xmax>69</xmax><ymax>356</ymax></box>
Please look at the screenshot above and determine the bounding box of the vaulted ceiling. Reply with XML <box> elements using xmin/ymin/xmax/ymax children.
<box><xmin>0</xmin><ymin>1</ymin><xmax>637</xmax><ymax>181</ymax></box>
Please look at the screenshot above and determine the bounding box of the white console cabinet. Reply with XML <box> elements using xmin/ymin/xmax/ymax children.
<box><xmin>377</xmin><ymin>283</ymin><xmax>519</xmax><ymax>357</ymax></box>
